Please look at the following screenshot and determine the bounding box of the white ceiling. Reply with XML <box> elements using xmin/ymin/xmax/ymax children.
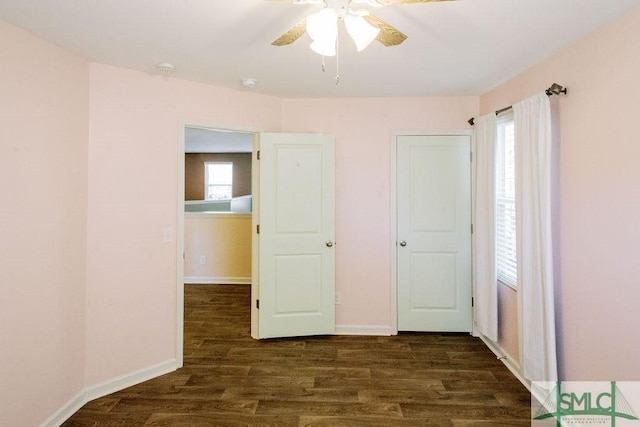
<box><xmin>185</xmin><ymin>127</ymin><xmax>253</xmax><ymax>153</ymax></box>
<box><xmin>1</xmin><ymin>0</ymin><xmax>639</xmax><ymax>98</ymax></box>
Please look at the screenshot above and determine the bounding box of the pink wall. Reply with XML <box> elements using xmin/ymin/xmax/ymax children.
<box><xmin>0</xmin><ymin>21</ymin><xmax>89</xmax><ymax>426</ymax></box>
<box><xmin>281</xmin><ymin>97</ymin><xmax>478</xmax><ymax>327</ymax></box>
<box><xmin>497</xmin><ymin>283</ymin><xmax>519</xmax><ymax>361</ymax></box>
<box><xmin>482</xmin><ymin>5</ymin><xmax>640</xmax><ymax>380</ymax></box>
<box><xmin>85</xmin><ymin>64</ymin><xmax>282</xmax><ymax>385</ymax></box>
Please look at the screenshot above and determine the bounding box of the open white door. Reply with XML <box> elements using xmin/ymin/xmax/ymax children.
<box><xmin>253</xmin><ymin>133</ymin><xmax>335</xmax><ymax>339</ymax></box>
<box><xmin>397</xmin><ymin>135</ymin><xmax>472</xmax><ymax>332</ymax></box>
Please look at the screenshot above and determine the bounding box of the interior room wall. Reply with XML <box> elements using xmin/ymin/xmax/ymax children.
<box><xmin>481</xmin><ymin>4</ymin><xmax>640</xmax><ymax>381</ymax></box>
<box><xmin>281</xmin><ymin>97</ymin><xmax>479</xmax><ymax>330</ymax></box>
<box><xmin>0</xmin><ymin>20</ymin><xmax>89</xmax><ymax>427</ymax></box>
<box><xmin>185</xmin><ymin>152</ymin><xmax>252</xmax><ymax>201</ymax></box>
<box><xmin>85</xmin><ymin>63</ymin><xmax>282</xmax><ymax>387</ymax></box>
<box><xmin>184</xmin><ymin>213</ymin><xmax>252</xmax><ymax>282</ymax></box>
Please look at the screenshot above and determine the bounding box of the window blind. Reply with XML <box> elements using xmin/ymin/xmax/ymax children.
<box><xmin>496</xmin><ymin>113</ymin><xmax>517</xmax><ymax>287</ymax></box>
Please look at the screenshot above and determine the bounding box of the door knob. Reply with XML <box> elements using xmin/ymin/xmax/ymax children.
<box><xmin>326</xmin><ymin>241</ymin><xmax>334</xmax><ymax>248</ymax></box>
<box><xmin>399</xmin><ymin>240</ymin><xmax>407</xmax><ymax>247</ymax></box>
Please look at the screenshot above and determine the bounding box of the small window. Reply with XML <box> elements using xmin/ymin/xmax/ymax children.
<box><xmin>496</xmin><ymin>113</ymin><xmax>517</xmax><ymax>287</ymax></box>
<box><xmin>205</xmin><ymin>162</ymin><xmax>233</xmax><ymax>201</ymax></box>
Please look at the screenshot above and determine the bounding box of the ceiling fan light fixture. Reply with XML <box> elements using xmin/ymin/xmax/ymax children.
<box><xmin>306</xmin><ymin>8</ymin><xmax>338</xmax><ymax>56</ymax></box>
<box><xmin>344</xmin><ymin>13</ymin><xmax>380</xmax><ymax>52</ymax></box>
<box><xmin>310</xmin><ymin>39</ymin><xmax>337</xmax><ymax>56</ymax></box>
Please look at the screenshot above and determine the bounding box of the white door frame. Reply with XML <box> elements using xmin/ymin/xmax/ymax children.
<box><xmin>176</xmin><ymin>120</ymin><xmax>260</xmax><ymax>366</ymax></box>
<box><xmin>389</xmin><ymin>129</ymin><xmax>474</xmax><ymax>336</ymax></box>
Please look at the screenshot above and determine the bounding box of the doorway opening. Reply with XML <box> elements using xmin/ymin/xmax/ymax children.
<box><xmin>177</xmin><ymin>123</ymin><xmax>257</xmax><ymax>365</ymax></box>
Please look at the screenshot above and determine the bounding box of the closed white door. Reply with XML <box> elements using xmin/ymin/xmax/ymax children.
<box><xmin>254</xmin><ymin>133</ymin><xmax>335</xmax><ymax>339</ymax></box>
<box><xmin>397</xmin><ymin>135</ymin><xmax>472</xmax><ymax>332</ymax></box>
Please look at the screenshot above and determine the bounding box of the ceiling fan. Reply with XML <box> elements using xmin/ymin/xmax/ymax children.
<box><xmin>268</xmin><ymin>0</ymin><xmax>456</xmax><ymax>56</ymax></box>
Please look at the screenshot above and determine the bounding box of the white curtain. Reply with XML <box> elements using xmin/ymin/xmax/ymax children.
<box><xmin>513</xmin><ymin>93</ymin><xmax>558</xmax><ymax>382</ymax></box>
<box><xmin>472</xmin><ymin>113</ymin><xmax>498</xmax><ymax>342</ymax></box>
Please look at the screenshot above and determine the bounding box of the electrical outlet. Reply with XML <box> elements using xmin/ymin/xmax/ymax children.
<box><xmin>199</xmin><ymin>255</ymin><xmax>206</xmax><ymax>265</ymax></box>
<box><xmin>335</xmin><ymin>292</ymin><xmax>342</xmax><ymax>305</ymax></box>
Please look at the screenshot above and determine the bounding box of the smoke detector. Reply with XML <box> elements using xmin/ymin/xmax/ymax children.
<box><xmin>242</xmin><ymin>78</ymin><xmax>257</xmax><ymax>88</ymax></box>
<box><xmin>157</xmin><ymin>62</ymin><xmax>175</xmax><ymax>75</ymax></box>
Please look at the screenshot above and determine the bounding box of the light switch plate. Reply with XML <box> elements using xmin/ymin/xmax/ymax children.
<box><xmin>162</xmin><ymin>227</ymin><xmax>173</xmax><ymax>243</ymax></box>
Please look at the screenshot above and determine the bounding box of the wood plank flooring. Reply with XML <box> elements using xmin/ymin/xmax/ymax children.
<box><xmin>62</xmin><ymin>284</ymin><xmax>531</xmax><ymax>426</ymax></box>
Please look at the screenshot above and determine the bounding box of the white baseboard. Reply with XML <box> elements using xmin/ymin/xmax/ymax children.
<box><xmin>41</xmin><ymin>359</ymin><xmax>179</xmax><ymax>427</ymax></box>
<box><xmin>335</xmin><ymin>325</ymin><xmax>393</xmax><ymax>336</ymax></box>
<box><xmin>478</xmin><ymin>334</ymin><xmax>531</xmax><ymax>392</ymax></box>
<box><xmin>40</xmin><ymin>391</ymin><xmax>87</xmax><ymax>427</ymax></box>
<box><xmin>184</xmin><ymin>276</ymin><xmax>251</xmax><ymax>285</ymax></box>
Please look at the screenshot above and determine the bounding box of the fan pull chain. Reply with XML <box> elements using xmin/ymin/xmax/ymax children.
<box><xmin>335</xmin><ymin>36</ymin><xmax>340</xmax><ymax>86</ymax></box>
<box><xmin>321</xmin><ymin>56</ymin><xmax>326</xmax><ymax>73</ymax></box>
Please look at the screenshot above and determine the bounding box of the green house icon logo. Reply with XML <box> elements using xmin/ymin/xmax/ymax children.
<box><xmin>534</xmin><ymin>381</ymin><xmax>639</xmax><ymax>426</ymax></box>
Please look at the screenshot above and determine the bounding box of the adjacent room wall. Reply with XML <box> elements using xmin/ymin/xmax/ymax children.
<box><xmin>281</xmin><ymin>97</ymin><xmax>479</xmax><ymax>330</ymax></box>
<box><xmin>481</xmin><ymin>5</ymin><xmax>640</xmax><ymax>380</ymax></box>
<box><xmin>184</xmin><ymin>213</ymin><xmax>252</xmax><ymax>283</ymax></box>
<box><xmin>185</xmin><ymin>152</ymin><xmax>252</xmax><ymax>201</ymax></box>
<box><xmin>85</xmin><ymin>63</ymin><xmax>282</xmax><ymax>387</ymax></box>
<box><xmin>0</xmin><ymin>20</ymin><xmax>89</xmax><ymax>427</ymax></box>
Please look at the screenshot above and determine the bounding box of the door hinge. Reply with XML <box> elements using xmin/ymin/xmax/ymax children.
<box><xmin>471</xmin><ymin>297</ymin><xmax>474</xmax><ymax>307</ymax></box>
<box><xmin>470</xmin><ymin>151</ymin><xmax>473</xmax><ymax>162</ymax></box>
<box><xmin>256</xmin><ymin>299</ymin><xmax>259</xmax><ymax>309</ymax></box>
<box><xmin>257</xmin><ymin>150</ymin><xmax>260</xmax><ymax>160</ymax></box>
<box><xmin>471</xmin><ymin>224</ymin><xmax>474</xmax><ymax>234</ymax></box>
<box><xmin>256</xmin><ymin>224</ymin><xmax>260</xmax><ymax>234</ymax></box>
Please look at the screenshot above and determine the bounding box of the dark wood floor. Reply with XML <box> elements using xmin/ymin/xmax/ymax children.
<box><xmin>63</xmin><ymin>284</ymin><xmax>531</xmax><ymax>426</ymax></box>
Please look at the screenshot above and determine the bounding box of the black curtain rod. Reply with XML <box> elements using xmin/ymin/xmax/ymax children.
<box><xmin>467</xmin><ymin>83</ymin><xmax>567</xmax><ymax>126</ymax></box>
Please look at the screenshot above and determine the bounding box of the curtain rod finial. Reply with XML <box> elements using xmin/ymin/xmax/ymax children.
<box><xmin>546</xmin><ymin>83</ymin><xmax>567</xmax><ymax>96</ymax></box>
